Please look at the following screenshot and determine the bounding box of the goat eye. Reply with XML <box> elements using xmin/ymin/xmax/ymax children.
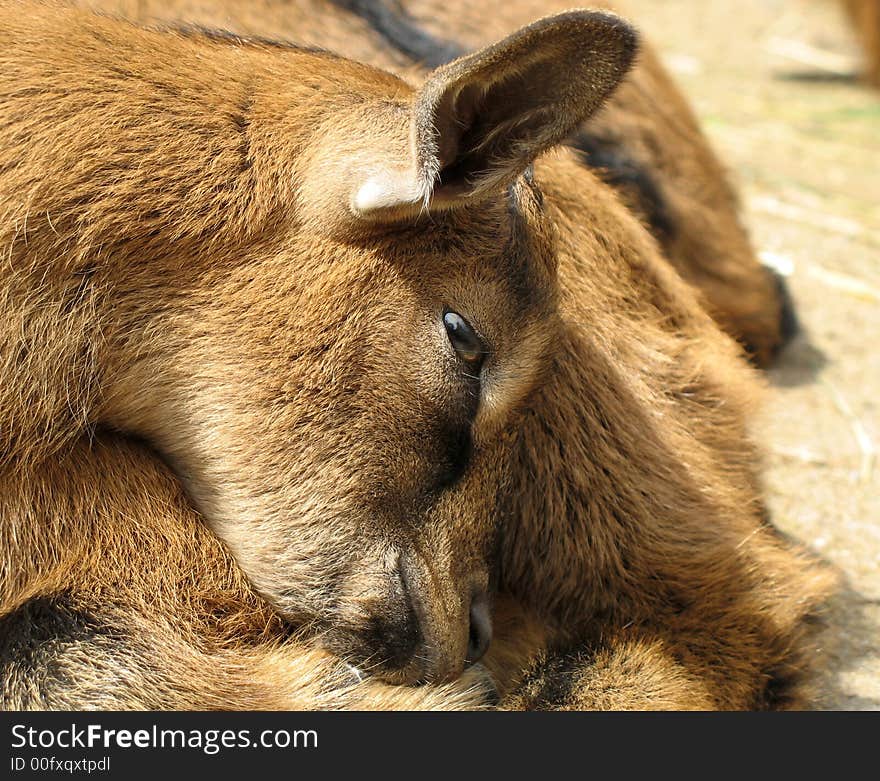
<box><xmin>443</xmin><ymin>311</ymin><xmax>485</xmax><ymax>368</ymax></box>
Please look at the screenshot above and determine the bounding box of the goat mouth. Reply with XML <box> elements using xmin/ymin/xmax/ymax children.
<box><xmin>315</xmin><ymin>613</ymin><xmax>429</xmax><ymax>686</ymax></box>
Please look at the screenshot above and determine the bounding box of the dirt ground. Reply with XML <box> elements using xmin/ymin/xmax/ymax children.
<box><xmin>617</xmin><ymin>0</ymin><xmax>879</xmax><ymax>709</ymax></box>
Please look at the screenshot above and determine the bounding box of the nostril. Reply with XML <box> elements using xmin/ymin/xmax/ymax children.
<box><xmin>465</xmin><ymin>592</ymin><xmax>492</xmax><ymax>665</ymax></box>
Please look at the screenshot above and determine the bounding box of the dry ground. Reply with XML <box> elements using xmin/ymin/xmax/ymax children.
<box><xmin>619</xmin><ymin>0</ymin><xmax>879</xmax><ymax>709</ymax></box>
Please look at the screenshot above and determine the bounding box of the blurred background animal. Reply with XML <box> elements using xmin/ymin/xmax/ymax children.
<box><xmin>842</xmin><ymin>0</ymin><xmax>880</xmax><ymax>84</ymax></box>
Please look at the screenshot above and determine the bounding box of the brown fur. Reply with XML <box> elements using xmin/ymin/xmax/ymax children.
<box><xmin>92</xmin><ymin>0</ymin><xmax>797</xmax><ymax>365</ymax></box>
<box><xmin>1</xmin><ymin>1</ymin><xmax>836</xmax><ymax>710</ymax></box>
<box><xmin>0</xmin><ymin>434</ymin><xmax>496</xmax><ymax>708</ymax></box>
<box><xmin>402</xmin><ymin>0</ymin><xmax>799</xmax><ymax>367</ymax></box>
<box><xmin>842</xmin><ymin>0</ymin><xmax>880</xmax><ymax>85</ymax></box>
<box><xmin>0</xmin><ymin>0</ymin><xmax>629</xmax><ymax>696</ymax></box>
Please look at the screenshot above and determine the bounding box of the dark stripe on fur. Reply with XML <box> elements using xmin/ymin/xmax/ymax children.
<box><xmin>329</xmin><ymin>0</ymin><xmax>464</xmax><ymax>66</ymax></box>
<box><xmin>0</xmin><ymin>595</ymin><xmax>103</xmax><ymax>705</ymax></box>
<box><xmin>568</xmin><ymin>132</ymin><xmax>676</xmax><ymax>241</ymax></box>
<box><xmin>508</xmin><ymin>649</ymin><xmax>588</xmax><ymax>709</ymax></box>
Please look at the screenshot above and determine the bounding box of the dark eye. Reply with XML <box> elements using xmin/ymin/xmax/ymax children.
<box><xmin>443</xmin><ymin>311</ymin><xmax>485</xmax><ymax>369</ymax></box>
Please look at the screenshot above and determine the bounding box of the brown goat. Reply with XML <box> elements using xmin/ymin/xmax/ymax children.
<box><xmin>1</xmin><ymin>0</ymin><xmax>638</xmax><ymax>689</ymax></box>
<box><xmin>1</xmin><ymin>1</ymin><xmax>836</xmax><ymax>709</ymax></box>
<box><xmin>401</xmin><ymin>0</ymin><xmax>803</xmax><ymax>367</ymax></box>
<box><xmin>93</xmin><ymin>0</ymin><xmax>798</xmax><ymax>366</ymax></box>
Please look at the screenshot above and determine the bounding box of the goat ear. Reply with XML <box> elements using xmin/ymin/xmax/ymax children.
<box><xmin>352</xmin><ymin>10</ymin><xmax>638</xmax><ymax>218</ymax></box>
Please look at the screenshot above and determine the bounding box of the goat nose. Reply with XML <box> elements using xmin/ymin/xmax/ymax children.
<box><xmin>465</xmin><ymin>591</ymin><xmax>492</xmax><ymax>665</ymax></box>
